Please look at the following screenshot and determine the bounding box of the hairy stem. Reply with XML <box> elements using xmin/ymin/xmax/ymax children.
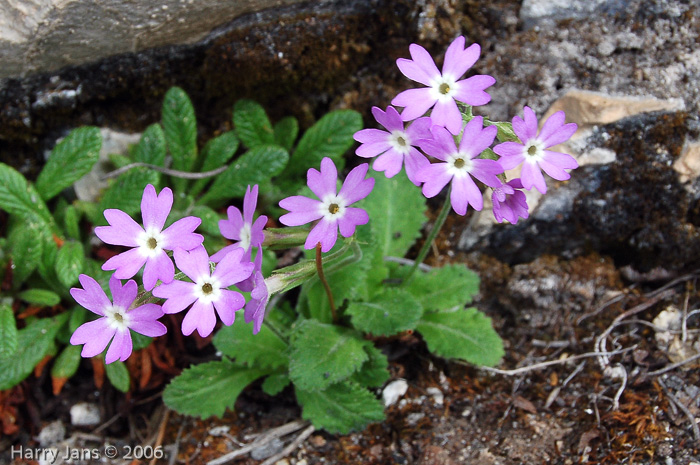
<box><xmin>102</xmin><ymin>162</ymin><xmax>228</xmax><ymax>180</ymax></box>
<box><xmin>403</xmin><ymin>186</ymin><xmax>452</xmax><ymax>285</ymax></box>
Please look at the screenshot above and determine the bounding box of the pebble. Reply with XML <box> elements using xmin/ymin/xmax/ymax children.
<box><xmin>382</xmin><ymin>379</ymin><xmax>408</xmax><ymax>407</ymax></box>
<box><xmin>69</xmin><ymin>403</ymin><xmax>101</xmax><ymax>426</ymax></box>
<box><xmin>37</xmin><ymin>420</ymin><xmax>65</xmax><ymax>447</ymax></box>
<box><xmin>251</xmin><ymin>438</ymin><xmax>284</xmax><ymax>460</ymax></box>
<box><xmin>426</xmin><ymin>387</ymin><xmax>444</xmax><ymax>406</ymax></box>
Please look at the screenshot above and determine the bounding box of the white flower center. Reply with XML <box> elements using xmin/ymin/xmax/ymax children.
<box><xmin>430</xmin><ymin>75</ymin><xmax>459</xmax><ymax>102</ymax></box>
<box><xmin>104</xmin><ymin>305</ymin><xmax>130</xmax><ymax>331</ymax></box>
<box><xmin>446</xmin><ymin>154</ymin><xmax>473</xmax><ymax>178</ymax></box>
<box><xmin>388</xmin><ymin>130</ymin><xmax>411</xmax><ymax>155</ymax></box>
<box><xmin>194</xmin><ymin>276</ymin><xmax>221</xmax><ymax>304</ymax></box>
<box><xmin>239</xmin><ymin>223</ymin><xmax>252</xmax><ymax>251</ymax></box>
<box><xmin>138</xmin><ymin>227</ymin><xmax>166</xmax><ymax>258</ymax></box>
<box><xmin>319</xmin><ymin>194</ymin><xmax>347</xmax><ymax>221</ymax></box>
<box><xmin>523</xmin><ymin>139</ymin><xmax>546</xmax><ymax>163</ymax></box>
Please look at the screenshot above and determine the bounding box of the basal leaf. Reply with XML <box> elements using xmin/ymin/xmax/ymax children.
<box><xmin>0</xmin><ymin>306</ymin><xmax>18</xmax><ymax>359</ymax></box>
<box><xmin>213</xmin><ymin>317</ymin><xmax>288</xmax><ymax>370</ymax></box>
<box><xmin>285</xmin><ymin>109</ymin><xmax>362</xmax><ymax>179</ymax></box>
<box><xmin>55</xmin><ymin>241</ymin><xmax>86</xmax><ymax>288</ymax></box>
<box><xmin>163</xmin><ymin>360</ymin><xmax>268</xmax><ymax>418</ymax></box>
<box><xmin>416</xmin><ymin>308</ymin><xmax>504</xmax><ymax>366</ymax></box>
<box><xmin>352</xmin><ymin>343</ymin><xmax>389</xmax><ymax>388</ymax></box>
<box><xmin>190</xmin><ymin>205</ymin><xmax>223</xmax><ymax>236</ymax></box>
<box><xmin>262</xmin><ymin>372</ymin><xmax>291</xmax><ymax>396</ymax></box>
<box><xmin>35</xmin><ymin>127</ymin><xmax>102</xmax><ymax>201</ymax></box>
<box><xmin>0</xmin><ymin>314</ymin><xmax>68</xmax><ymax>390</ymax></box>
<box><xmin>63</xmin><ymin>205</ymin><xmax>81</xmax><ymax>240</ymax></box>
<box><xmin>274</xmin><ymin>116</ymin><xmax>299</xmax><ymax>152</ymax></box>
<box><xmin>105</xmin><ymin>360</ymin><xmax>130</xmax><ymax>392</ymax></box>
<box><xmin>18</xmin><ymin>289</ymin><xmax>61</xmax><ymax>306</ymax></box>
<box><xmin>163</xmin><ymin>87</ymin><xmax>197</xmax><ymax>172</ymax></box>
<box><xmin>200</xmin><ymin>145</ymin><xmax>288</xmax><ymax>205</ymax></box>
<box><xmin>485</xmin><ymin>119</ymin><xmax>519</xmax><ymax>143</ymax></box>
<box><xmin>190</xmin><ymin>131</ymin><xmax>239</xmax><ymax>196</ymax></box>
<box><xmin>359</xmin><ymin>170</ymin><xmax>427</xmax><ymax>260</ymax></box>
<box><xmin>289</xmin><ymin>319</ymin><xmax>368</xmax><ymax>391</ymax></box>
<box><xmin>347</xmin><ymin>288</ymin><xmax>423</xmax><ymax>336</ymax></box>
<box><xmin>51</xmin><ymin>345</ymin><xmax>82</xmax><ymax>379</ymax></box>
<box><xmin>97</xmin><ymin>168</ymin><xmax>160</xmax><ymax>224</ymax></box>
<box><xmin>404</xmin><ymin>264</ymin><xmax>479</xmax><ymax>311</ymax></box>
<box><xmin>0</xmin><ymin>163</ymin><xmax>55</xmax><ymax>229</ymax></box>
<box><xmin>135</xmin><ymin>123</ymin><xmax>167</xmax><ymax>166</ymax></box>
<box><xmin>233</xmin><ymin>99</ymin><xmax>275</xmax><ymax>149</ymax></box>
<box><xmin>8</xmin><ymin>219</ymin><xmax>44</xmax><ymax>285</ymax></box>
<box><xmin>296</xmin><ymin>381</ymin><xmax>385</xmax><ymax>434</ymax></box>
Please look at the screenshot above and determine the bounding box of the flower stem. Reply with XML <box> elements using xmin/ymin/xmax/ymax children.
<box><xmin>403</xmin><ymin>186</ymin><xmax>452</xmax><ymax>285</ymax></box>
<box><xmin>315</xmin><ymin>242</ymin><xmax>338</xmax><ymax>323</ymax></box>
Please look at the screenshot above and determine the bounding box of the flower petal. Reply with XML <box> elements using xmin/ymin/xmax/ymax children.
<box><xmin>243</xmin><ymin>185</ymin><xmax>258</xmax><ymax>225</ymax></box>
<box><xmin>141</xmin><ymin>185</ymin><xmax>173</xmax><ymax>232</ymax></box>
<box><xmin>279</xmin><ymin>196</ymin><xmax>323</xmax><ymax>226</ymax></box>
<box><xmin>153</xmin><ymin>281</ymin><xmax>198</xmax><ymax>314</ymax></box>
<box><xmin>404</xmin><ymin>148</ymin><xmax>430</xmax><ymax>186</ymax></box>
<box><xmin>354</xmin><ymin>128</ymin><xmax>390</xmax><ymax>145</ymax></box>
<box><xmin>443</xmin><ymin>39</ymin><xmax>480</xmax><ymax>79</ymax></box>
<box><xmin>173</xmin><ymin>246</ymin><xmax>210</xmax><ymax>282</ymax></box>
<box><xmin>338</xmin><ymin>164</ymin><xmax>374</xmax><ymax>204</ymax></box>
<box><xmin>419</xmin><ymin>164</ymin><xmax>452</xmax><ymax>198</ymax></box>
<box><xmin>431</xmin><ymin>98</ymin><xmax>463</xmax><ymax>135</ymax></box>
<box><xmin>338</xmin><ymin>208</ymin><xmax>369</xmax><ymax>237</ymax></box>
<box><xmin>95</xmin><ymin>210</ymin><xmax>143</xmax><ymax>247</ymax></box>
<box><xmin>305</xmin><ymin>219</ymin><xmax>338</xmax><ymax>253</ymax></box>
<box><xmin>161</xmin><ymin>217</ymin><xmax>203</xmax><ymax>250</ymax></box>
<box><xmin>110</xmin><ymin>277</ymin><xmax>137</xmax><ymax>310</ymax></box>
<box><xmin>453</xmin><ymin>75</ymin><xmax>495</xmax><ymax>106</ymax></box>
<box><xmin>102</xmin><ymin>248</ymin><xmax>147</xmax><ymax>280</ymax></box>
<box><xmin>219</xmin><ymin>206</ymin><xmax>244</xmax><ymax>240</ymax></box>
<box><xmin>537</xmin><ymin>111</ymin><xmax>566</xmax><ymax>143</ymax></box>
<box><xmin>71</xmin><ymin>318</ymin><xmax>113</xmax><ymax>358</ymax></box>
<box><xmin>213</xmin><ymin>248</ymin><xmax>254</xmax><ymax>287</ymax></box>
<box><xmin>71</xmin><ymin>274</ymin><xmax>111</xmax><ymax>316</ymax></box>
<box><xmin>542</xmin><ymin>122</ymin><xmax>578</xmax><ymax>148</ymax></box>
<box><xmin>182</xmin><ymin>300</ymin><xmax>216</xmax><ymax>337</ymax></box>
<box><xmin>373</xmin><ymin>150</ymin><xmax>403</xmax><ymax>178</ymax></box>
<box><xmin>105</xmin><ymin>329</ymin><xmax>132</xmax><ymax>364</ymax></box>
<box><xmin>143</xmin><ymin>249</ymin><xmax>175</xmax><ymax>290</ymax></box>
<box><xmin>521</xmin><ymin>161</ymin><xmax>548</xmax><ymax>194</ymax></box>
<box><xmin>213</xmin><ymin>289</ymin><xmax>246</xmax><ymax>326</ymax></box>
<box><xmin>307</xmin><ymin>157</ymin><xmax>338</xmax><ymax>199</ymax></box>
<box><xmin>392</xmin><ymin>88</ymin><xmax>437</xmax><ymax>121</ymax></box>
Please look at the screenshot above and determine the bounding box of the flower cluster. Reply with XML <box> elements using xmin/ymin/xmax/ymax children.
<box><xmin>71</xmin><ymin>184</ymin><xmax>270</xmax><ymax>363</ymax></box>
<box><xmin>353</xmin><ymin>35</ymin><xmax>578</xmax><ymax>223</ymax></box>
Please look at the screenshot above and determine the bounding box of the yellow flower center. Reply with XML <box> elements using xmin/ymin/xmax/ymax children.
<box><xmin>454</xmin><ymin>158</ymin><xmax>465</xmax><ymax>169</ymax></box>
<box><xmin>147</xmin><ymin>237</ymin><xmax>158</xmax><ymax>249</ymax></box>
<box><xmin>328</xmin><ymin>203</ymin><xmax>340</xmax><ymax>214</ymax></box>
<box><xmin>202</xmin><ymin>283</ymin><xmax>213</xmax><ymax>295</ymax></box>
<box><xmin>439</xmin><ymin>83</ymin><xmax>450</xmax><ymax>95</ymax></box>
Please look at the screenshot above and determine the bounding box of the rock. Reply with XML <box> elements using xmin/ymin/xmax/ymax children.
<box><xmin>383</xmin><ymin>379</ymin><xmax>408</xmax><ymax>407</ymax></box>
<box><xmin>0</xmin><ymin>0</ymin><xmax>307</xmax><ymax>79</ymax></box>
<box><xmin>673</xmin><ymin>141</ymin><xmax>700</xmax><ymax>183</ymax></box>
<box><xmin>426</xmin><ymin>387</ymin><xmax>444</xmax><ymax>406</ymax></box>
<box><xmin>250</xmin><ymin>437</ymin><xmax>284</xmax><ymax>460</ymax></box>
<box><xmin>520</xmin><ymin>0</ymin><xmax>630</xmax><ymax>28</ymax></box>
<box><xmin>69</xmin><ymin>402</ymin><xmax>101</xmax><ymax>426</ymax></box>
<box><xmin>419</xmin><ymin>445</ymin><xmax>457</xmax><ymax>465</ymax></box>
<box><xmin>37</xmin><ymin>420</ymin><xmax>65</xmax><ymax>447</ymax></box>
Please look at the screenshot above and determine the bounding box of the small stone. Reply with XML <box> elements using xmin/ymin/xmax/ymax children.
<box><xmin>426</xmin><ymin>387</ymin><xmax>444</xmax><ymax>406</ymax></box>
<box><xmin>419</xmin><ymin>445</ymin><xmax>457</xmax><ymax>465</ymax></box>
<box><xmin>70</xmin><ymin>403</ymin><xmax>101</xmax><ymax>426</ymax></box>
<box><xmin>309</xmin><ymin>435</ymin><xmax>326</xmax><ymax>447</ymax></box>
<box><xmin>382</xmin><ymin>379</ymin><xmax>408</xmax><ymax>407</ymax></box>
<box><xmin>208</xmin><ymin>425</ymin><xmax>230</xmax><ymax>437</ymax></box>
<box><xmin>273</xmin><ymin>460</ymin><xmax>290</xmax><ymax>465</ymax></box>
<box><xmin>251</xmin><ymin>438</ymin><xmax>284</xmax><ymax>460</ymax></box>
<box><xmin>37</xmin><ymin>420</ymin><xmax>65</xmax><ymax>447</ymax></box>
<box><xmin>406</xmin><ymin>412</ymin><xmax>425</xmax><ymax>426</ymax></box>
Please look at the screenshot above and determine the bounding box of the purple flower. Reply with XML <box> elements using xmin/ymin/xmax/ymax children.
<box><xmin>494</xmin><ymin>106</ymin><xmax>578</xmax><ymax>194</ymax></box>
<box><xmin>211</xmin><ymin>185</ymin><xmax>267</xmax><ymax>263</ymax></box>
<box><xmin>152</xmin><ymin>246</ymin><xmax>254</xmax><ymax>337</ymax></box>
<box><xmin>95</xmin><ymin>184</ymin><xmax>203</xmax><ymax>290</ymax></box>
<box><xmin>392</xmin><ymin>36</ymin><xmax>496</xmax><ymax>135</ymax></box>
<box><xmin>244</xmin><ymin>270</ymin><xmax>268</xmax><ymax>334</ymax></box>
<box><xmin>492</xmin><ymin>179</ymin><xmax>529</xmax><ymax>224</ymax></box>
<box><xmin>416</xmin><ymin>117</ymin><xmax>502</xmax><ymax>215</ymax></box>
<box><xmin>353</xmin><ymin>106</ymin><xmax>432</xmax><ymax>186</ymax></box>
<box><xmin>278</xmin><ymin>157</ymin><xmax>375</xmax><ymax>253</ymax></box>
<box><xmin>70</xmin><ymin>274</ymin><xmax>166</xmax><ymax>364</ymax></box>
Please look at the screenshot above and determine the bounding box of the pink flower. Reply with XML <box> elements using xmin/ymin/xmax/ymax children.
<box><xmin>244</xmin><ymin>270</ymin><xmax>268</xmax><ymax>334</ymax></box>
<box><xmin>152</xmin><ymin>246</ymin><xmax>254</xmax><ymax>337</ymax></box>
<box><xmin>278</xmin><ymin>157</ymin><xmax>374</xmax><ymax>252</ymax></box>
<box><xmin>416</xmin><ymin>117</ymin><xmax>502</xmax><ymax>215</ymax></box>
<box><xmin>392</xmin><ymin>36</ymin><xmax>496</xmax><ymax>135</ymax></box>
<box><xmin>494</xmin><ymin>106</ymin><xmax>578</xmax><ymax>194</ymax></box>
<box><xmin>70</xmin><ymin>274</ymin><xmax>166</xmax><ymax>364</ymax></box>
<box><xmin>95</xmin><ymin>184</ymin><xmax>203</xmax><ymax>290</ymax></box>
<box><xmin>492</xmin><ymin>179</ymin><xmax>529</xmax><ymax>224</ymax></box>
<box><xmin>211</xmin><ymin>184</ymin><xmax>267</xmax><ymax>263</ymax></box>
<box><xmin>353</xmin><ymin>106</ymin><xmax>431</xmax><ymax>185</ymax></box>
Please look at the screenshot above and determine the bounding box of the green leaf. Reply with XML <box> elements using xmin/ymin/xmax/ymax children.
<box><xmin>213</xmin><ymin>317</ymin><xmax>288</xmax><ymax>370</ymax></box>
<box><xmin>0</xmin><ymin>163</ymin><xmax>55</xmax><ymax>228</ymax></box>
<box><xmin>98</xmin><ymin>168</ymin><xmax>160</xmax><ymax>222</ymax></box>
<box><xmin>289</xmin><ymin>319</ymin><xmax>368</xmax><ymax>391</ymax></box>
<box><xmin>8</xmin><ymin>219</ymin><xmax>44</xmax><ymax>285</ymax></box>
<box><xmin>485</xmin><ymin>119</ymin><xmax>519</xmax><ymax>143</ymax></box>
<box><xmin>55</xmin><ymin>241</ymin><xmax>86</xmax><ymax>288</ymax></box>
<box><xmin>190</xmin><ymin>205</ymin><xmax>222</xmax><ymax>236</ymax></box>
<box><xmin>51</xmin><ymin>345</ymin><xmax>82</xmax><ymax>379</ymax></box>
<box><xmin>35</xmin><ymin>127</ymin><xmax>102</xmax><ymax>201</ymax></box>
<box><xmin>162</xmin><ymin>87</ymin><xmax>197</xmax><ymax>174</ymax></box>
<box><xmin>262</xmin><ymin>372</ymin><xmax>291</xmax><ymax>396</ymax></box>
<box><xmin>163</xmin><ymin>360</ymin><xmax>268</xmax><ymax>418</ymax></box>
<box><xmin>37</xmin><ymin>236</ymin><xmax>60</xmax><ymax>292</ymax></box>
<box><xmin>347</xmin><ymin>288</ymin><xmax>423</xmax><ymax>336</ymax></box>
<box><xmin>296</xmin><ymin>381</ymin><xmax>385</xmax><ymax>434</ymax></box>
<box><xmin>352</xmin><ymin>343</ymin><xmax>389</xmax><ymax>388</ymax></box>
<box><xmin>105</xmin><ymin>360</ymin><xmax>130</xmax><ymax>392</ymax></box>
<box><xmin>109</xmin><ymin>153</ymin><xmax>132</xmax><ymax>169</ymax></box>
<box><xmin>285</xmin><ymin>109</ymin><xmax>362</xmax><ymax>179</ymax></box>
<box><xmin>63</xmin><ymin>205</ymin><xmax>81</xmax><ymax>240</ymax></box>
<box><xmin>360</xmin><ymin>170</ymin><xmax>427</xmax><ymax>259</ymax></box>
<box><xmin>190</xmin><ymin>131</ymin><xmax>239</xmax><ymax>196</ymax></box>
<box><xmin>233</xmin><ymin>99</ymin><xmax>275</xmax><ymax>149</ymax></box>
<box><xmin>0</xmin><ymin>314</ymin><xmax>68</xmax><ymax>390</ymax></box>
<box><xmin>18</xmin><ymin>289</ymin><xmax>61</xmax><ymax>306</ymax></box>
<box><xmin>274</xmin><ymin>116</ymin><xmax>299</xmax><ymax>152</ymax></box>
<box><xmin>200</xmin><ymin>145</ymin><xmax>289</xmax><ymax>205</ymax></box>
<box><xmin>404</xmin><ymin>264</ymin><xmax>479</xmax><ymax>311</ymax></box>
<box><xmin>0</xmin><ymin>306</ymin><xmax>18</xmax><ymax>359</ymax></box>
<box><xmin>416</xmin><ymin>308</ymin><xmax>504</xmax><ymax>366</ymax></box>
<box><xmin>135</xmin><ymin>123</ymin><xmax>167</xmax><ymax>166</ymax></box>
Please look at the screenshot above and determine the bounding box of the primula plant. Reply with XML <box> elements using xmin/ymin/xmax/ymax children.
<box><xmin>0</xmin><ymin>35</ymin><xmax>578</xmax><ymax>434</ymax></box>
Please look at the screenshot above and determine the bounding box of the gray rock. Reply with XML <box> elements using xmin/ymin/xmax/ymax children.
<box><xmin>69</xmin><ymin>402</ymin><xmax>101</xmax><ymax>426</ymax></box>
<box><xmin>37</xmin><ymin>420</ymin><xmax>65</xmax><ymax>447</ymax></box>
<box><xmin>250</xmin><ymin>438</ymin><xmax>284</xmax><ymax>460</ymax></box>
